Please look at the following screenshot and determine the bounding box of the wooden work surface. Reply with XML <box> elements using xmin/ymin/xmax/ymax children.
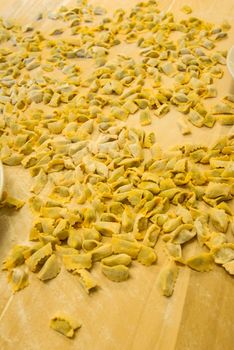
<box><xmin>0</xmin><ymin>1</ymin><xmax>234</xmax><ymax>349</ymax></box>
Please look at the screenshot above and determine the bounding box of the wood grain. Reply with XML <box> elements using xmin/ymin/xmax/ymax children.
<box><xmin>0</xmin><ymin>1</ymin><xmax>233</xmax><ymax>349</ymax></box>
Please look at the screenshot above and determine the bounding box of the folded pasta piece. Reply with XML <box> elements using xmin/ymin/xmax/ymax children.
<box><xmin>163</xmin><ymin>217</ymin><xmax>182</xmax><ymax>233</ymax></box>
<box><xmin>143</xmin><ymin>224</ymin><xmax>160</xmax><ymax>248</ymax></box>
<box><xmin>101</xmin><ymin>264</ymin><xmax>129</xmax><ymax>282</ymax></box>
<box><xmin>76</xmin><ymin>269</ymin><xmax>98</xmax><ymax>293</ymax></box>
<box><xmin>50</xmin><ymin>314</ymin><xmax>81</xmax><ymax>338</ymax></box>
<box><xmin>101</xmin><ymin>254</ymin><xmax>131</xmax><ymax>267</ymax></box>
<box><xmin>26</xmin><ymin>243</ymin><xmax>53</xmax><ymax>272</ymax></box>
<box><xmin>133</xmin><ymin>214</ymin><xmax>149</xmax><ymax>240</ymax></box>
<box><xmin>188</xmin><ymin>109</ymin><xmax>204</xmax><ymax>128</ymax></box>
<box><xmin>158</xmin><ymin>262</ymin><xmax>178</xmax><ymax>297</ymax></box>
<box><xmin>137</xmin><ymin>245</ymin><xmax>157</xmax><ymax>266</ymax></box>
<box><xmin>176</xmin><ymin>205</ymin><xmax>193</xmax><ymax>224</ymax></box>
<box><xmin>63</xmin><ymin>253</ymin><xmax>92</xmax><ymax>271</ymax></box>
<box><xmin>186</xmin><ymin>252</ymin><xmax>214</xmax><ymax>272</ymax></box>
<box><xmin>194</xmin><ymin>218</ymin><xmax>211</xmax><ymax>246</ymax></box>
<box><xmin>171</xmin><ymin>227</ymin><xmax>196</xmax><ymax>245</ymax></box>
<box><xmin>212</xmin><ymin>103</ymin><xmax>234</xmax><ymax>115</ymax></box>
<box><xmin>222</xmin><ymin>260</ymin><xmax>234</xmax><ymax>275</ymax></box>
<box><xmin>53</xmin><ymin>219</ymin><xmax>70</xmax><ymax>240</ymax></box>
<box><xmin>67</xmin><ymin>228</ymin><xmax>83</xmax><ymax>249</ymax></box>
<box><xmin>205</xmin><ymin>182</ymin><xmax>230</xmax><ymax>199</ymax></box>
<box><xmin>91</xmin><ymin>244</ymin><xmax>112</xmax><ymax>262</ymax></box>
<box><xmin>140</xmin><ymin>109</ymin><xmax>152</xmax><ymax>126</ymax></box>
<box><xmin>2</xmin><ymin>245</ymin><xmax>29</xmax><ymax>270</ymax></box>
<box><xmin>216</xmin><ymin>114</ymin><xmax>234</xmax><ymax>125</ymax></box>
<box><xmin>165</xmin><ymin>243</ymin><xmax>183</xmax><ymax>262</ymax></box>
<box><xmin>0</xmin><ymin>191</ymin><xmax>25</xmax><ymax>209</ymax></box>
<box><xmin>211</xmin><ymin>243</ymin><xmax>234</xmax><ymax>264</ymax></box>
<box><xmin>177</xmin><ymin>116</ymin><xmax>191</xmax><ymax>135</ymax></box>
<box><xmin>209</xmin><ymin>208</ymin><xmax>229</xmax><ymax>232</ymax></box>
<box><xmin>94</xmin><ymin>221</ymin><xmax>120</xmax><ymax>236</ymax></box>
<box><xmin>8</xmin><ymin>267</ymin><xmax>29</xmax><ymax>292</ymax></box>
<box><xmin>37</xmin><ymin>254</ymin><xmax>60</xmax><ymax>281</ymax></box>
<box><xmin>122</xmin><ymin>206</ymin><xmax>135</xmax><ymax>233</ymax></box>
<box><xmin>205</xmin><ymin>232</ymin><xmax>227</xmax><ymax>249</ymax></box>
<box><xmin>112</xmin><ymin>236</ymin><xmax>140</xmax><ymax>258</ymax></box>
<box><xmin>30</xmin><ymin>169</ymin><xmax>48</xmax><ymax>194</ymax></box>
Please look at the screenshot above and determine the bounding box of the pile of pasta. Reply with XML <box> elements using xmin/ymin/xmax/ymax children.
<box><xmin>2</xmin><ymin>125</ymin><xmax>234</xmax><ymax>297</ymax></box>
<box><xmin>0</xmin><ymin>0</ymin><xmax>234</xmax><ymax>338</ymax></box>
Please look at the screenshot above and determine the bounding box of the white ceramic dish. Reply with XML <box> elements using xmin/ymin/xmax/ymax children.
<box><xmin>227</xmin><ymin>46</ymin><xmax>234</xmax><ymax>79</ymax></box>
<box><xmin>0</xmin><ymin>160</ymin><xmax>4</xmax><ymax>200</ymax></box>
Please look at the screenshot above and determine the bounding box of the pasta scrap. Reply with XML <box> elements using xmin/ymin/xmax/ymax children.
<box><xmin>158</xmin><ymin>262</ymin><xmax>178</xmax><ymax>297</ymax></box>
<box><xmin>50</xmin><ymin>314</ymin><xmax>81</xmax><ymax>338</ymax></box>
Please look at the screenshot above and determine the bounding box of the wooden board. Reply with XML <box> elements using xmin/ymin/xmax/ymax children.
<box><xmin>0</xmin><ymin>1</ymin><xmax>234</xmax><ymax>349</ymax></box>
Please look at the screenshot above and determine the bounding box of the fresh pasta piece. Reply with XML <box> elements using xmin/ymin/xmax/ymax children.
<box><xmin>50</xmin><ymin>314</ymin><xmax>81</xmax><ymax>338</ymax></box>
<box><xmin>160</xmin><ymin>62</ymin><xmax>175</xmax><ymax>77</ymax></box>
<box><xmin>140</xmin><ymin>109</ymin><xmax>152</xmax><ymax>126</ymax></box>
<box><xmin>163</xmin><ymin>217</ymin><xmax>182</xmax><ymax>233</ymax></box>
<box><xmin>209</xmin><ymin>208</ymin><xmax>229</xmax><ymax>232</ymax></box>
<box><xmin>217</xmin><ymin>114</ymin><xmax>234</xmax><ymax>125</ymax></box>
<box><xmin>112</xmin><ymin>236</ymin><xmax>140</xmax><ymax>258</ymax></box>
<box><xmin>222</xmin><ymin>260</ymin><xmax>234</xmax><ymax>275</ymax></box>
<box><xmin>8</xmin><ymin>267</ymin><xmax>29</xmax><ymax>293</ymax></box>
<box><xmin>143</xmin><ymin>224</ymin><xmax>160</xmax><ymax>248</ymax></box>
<box><xmin>194</xmin><ymin>218</ymin><xmax>211</xmax><ymax>246</ymax></box>
<box><xmin>29</xmin><ymin>196</ymin><xmax>44</xmax><ymax>214</ymax></box>
<box><xmin>205</xmin><ymin>232</ymin><xmax>227</xmax><ymax>249</ymax></box>
<box><xmin>188</xmin><ymin>109</ymin><xmax>204</xmax><ymax>127</ymax></box>
<box><xmin>37</xmin><ymin>254</ymin><xmax>60</xmax><ymax>281</ymax></box>
<box><xmin>67</xmin><ymin>228</ymin><xmax>83</xmax><ymax>249</ymax></box>
<box><xmin>94</xmin><ymin>221</ymin><xmax>120</xmax><ymax>236</ymax></box>
<box><xmin>76</xmin><ymin>269</ymin><xmax>98</xmax><ymax>293</ymax></box>
<box><xmin>212</xmin><ymin>103</ymin><xmax>234</xmax><ymax>114</ymax></box>
<box><xmin>133</xmin><ymin>215</ymin><xmax>149</xmax><ymax>240</ymax></box>
<box><xmin>170</xmin><ymin>224</ymin><xmax>193</xmax><ymax>238</ymax></box>
<box><xmin>186</xmin><ymin>252</ymin><xmax>214</xmax><ymax>272</ymax></box>
<box><xmin>40</xmin><ymin>206</ymin><xmax>67</xmax><ymax>220</ymax></box>
<box><xmin>26</xmin><ymin>243</ymin><xmax>53</xmax><ymax>272</ymax></box>
<box><xmin>171</xmin><ymin>227</ymin><xmax>196</xmax><ymax>245</ymax></box>
<box><xmin>205</xmin><ymin>182</ymin><xmax>230</xmax><ymax>199</ymax></box>
<box><xmin>175</xmin><ymin>205</ymin><xmax>193</xmax><ymax>224</ymax></box>
<box><xmin>177</xmin><ymin>116</ymin><xmax>191</xmax><ymax>135</ymax></box>
<box><xmin>101</xmin><ymin>254</ymin><xmax>131</xmax><ymax>267</ymax></box>
<box><xmin>63</xmin><ymin>253</ymin><xmax>92</xmax><ymax>271</ymax></box>
<box><xmin>122</xmin><ymin>206</ymin><xmax>135</xmax><ymax>233</ymax></box>
<box><xmin>181</xmin><ymin>5</ymin><xmax>192</xmax><ymax>14</ymax></box>
<box><xmin>211</xmin><ymin>243</ymin><xmax>234</xmax><ymax>264</ymax></box>
<box><xmin>82</xmin><ymin>227</ymin><xmax>101</xmax><ymax>241</ymax></box>
<box><xmin>0</xmin><ymin>192</ymin><xmax>25</xmax><ymax>209</ymax></box>
<box><xmin>30</xmin><ymin>169</ymin><xmax>48</xmax><ymax>194</ymax></box>
<box><xmin>137</xmin><ymin>245</ymin><xmax>157</xmax><ymax>266</ymax></box>
<box><xmin>101</xmin><ymin>264</ymin><xmax>129</xmax><ymax>282</ymax></box>
<box><xmin>165</xmin><ymin>243</ymin><xmax>182</xmax><ymax>262</ymax></box>
<box><xmin>158</xmin><ymin>262</ymin><xmax>178</xmax><ymax>297</ymax></box>
<box><xmin>53</xmin><ymin>219</ymin><xmax>70</xmax><ymax>240</ymax></box>
<box><xmin>56</xmin><ymin>246</ymin><xmax>80</xmax><ymax>256</ymax></box>
<box><xmin>2</xmin><ymin>245</ymin><xmax>28</xmax><ymax>270</ymax></box>
<box><xmin>91</xmin><ymin>244</ymin><xmax>112</xmax><ymax>262</ymax></box>
<box><xmin>154</xmin><ymin>104</ymin><xmax>170</xmax><ymax>117</ymax></box>
<box><xmin>82</xmin><ymin>240</ymin><xmax>101</xmax><ymax>251</ymax></box>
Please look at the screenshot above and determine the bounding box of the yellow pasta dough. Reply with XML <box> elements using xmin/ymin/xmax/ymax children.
<box><xmin>158</xmin><ymin>262</ymin><xmax>179</xmax><ymax>297</ymax></box>
<box><xmin>50</xmin><ymin>314</ymin><xmax>81</xmax><ymax>338</ymax></box>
